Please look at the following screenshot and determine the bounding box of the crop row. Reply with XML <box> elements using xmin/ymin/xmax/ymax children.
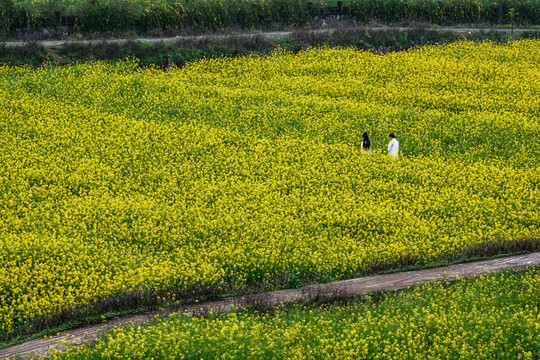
<box><xmin>50</xmin><ymin>269</ymin><xmax>540</xmax><ymax>359</ymax></box>
<box><xmin>0</xmin><ymin>41</ymin><xmax>539</xmax><ymax>337</ymax></box>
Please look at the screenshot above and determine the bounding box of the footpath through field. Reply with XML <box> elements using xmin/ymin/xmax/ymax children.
<box><xmin>1</xmin><ymin>252</ymin><xmax>539</xmax><ymax>359</ymax></box>
<box><xmin>2</xmin><ymin>27</ymin><xmax>539</xmax><ymax>47</ymax></box>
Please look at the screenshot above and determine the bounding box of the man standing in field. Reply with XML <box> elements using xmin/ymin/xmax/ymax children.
<box><xmin>388</xmin><ymin>132</ymin><xmax>399</xmax><ymax>158</ymax></box>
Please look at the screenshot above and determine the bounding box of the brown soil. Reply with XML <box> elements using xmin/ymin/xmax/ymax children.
<box><xmin>1</xmin><ymin>252</ymin><xmax>539</xmax><ymax>359</ymax></box>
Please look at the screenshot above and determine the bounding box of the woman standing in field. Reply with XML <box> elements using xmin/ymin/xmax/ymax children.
<box><xmin>361</xmin><ymin>132</ymin><xmax>371</xmax><ymax>154</ymax></box>
<box><xmin>388</xmin><ymin>132</ymin><xmax>399</xmax><ymax>158</ymax></box>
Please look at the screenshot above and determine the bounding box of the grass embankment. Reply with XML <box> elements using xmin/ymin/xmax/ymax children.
<box><xmin>2</xmin><ymin>27</ymin><xmax>539</xmax><ymax>66</ymax></box>
<box><xmin>1</xmin><ymin>0</ymin><xmax>540</xmax><ymax>35</ymax></box>
<box><xmin>48</xmin><ymin>269</ymin><xmax>540</xmax><ymax>359</ymax></box>
<box><xmin>1</xmin><ymin>41</ymin><xmax>540</xmax><ymax>345</ymax></box>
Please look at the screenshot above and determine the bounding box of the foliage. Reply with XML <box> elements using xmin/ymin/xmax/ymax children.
<box><xmin>0</xmin><ymin>41</ymin><xmax>540</xmax><ymax>338</ymax></box>
<box><xmin>50</xmin><ymin>269</ymin><xmax>540</xmax><ymax>359</ymax></box>
<box><xmin>2</xmin><ymin>28</ymin><xmax>540</xmax><ymax>67</ymax></box>
<box><xmin>3</xmin><ymin>0</ymin><xmax>540</xmax><ymax>35</ymax></box>
<box><xmin>348</xmin><ymin>0</ymin><xmax>540</xmax><ymax>24</ymax></box>
<box><xmin>6</xmin><ymin>0</ymin><xmax>325</xmax><ymax>33</ymax></box>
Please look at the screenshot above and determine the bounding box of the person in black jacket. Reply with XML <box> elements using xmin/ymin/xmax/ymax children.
<box><xmin>361</xmin><ymin>132</ymin><xmax>371</xmax><ymax>154</ymax></box>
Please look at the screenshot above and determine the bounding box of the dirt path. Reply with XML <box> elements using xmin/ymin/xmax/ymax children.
<box><xmin>2</xmin><ymin>27</ymin><xmax>539</xmax><ymax>47</ymax></box>
<box><xmin>1</xmin><ymin>252</ymin><xmax>539</xmax><ymax>359</ymax></box>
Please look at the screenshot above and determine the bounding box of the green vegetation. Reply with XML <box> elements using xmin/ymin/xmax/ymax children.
<box><xmin>2</xmin><ymin>27</ymin><xmax>539</xmax><ymax>67</ymax></box>
<box><xmin>347</xmin><ymin>0</ymin><xmax>540</xmax><ymax>25</ymax></box>
<box><xmin>1</xmin><ymin>0</ymin><xmax>540</xmax><ymax>37</ymax></box>
<box><xmin>50</xmin><ymin>269</ymin><xmax>540</xmax><ymax>359</ymax></box>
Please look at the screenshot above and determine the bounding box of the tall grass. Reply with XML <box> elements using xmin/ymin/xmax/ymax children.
<box><xmin>5</xmin><ymin>27</ymin><xmax>539</xmax><ymax>67</ymax></box>
<box><xmin>347</xmin><ymin>0</ymin><xmax>540</xmax><ymax>25</ymax></box>
<box><xmin>3</xmin><ymin>0</ymin><xmax>326</xmax><ymax>33</ymax></box>
<box><xmin>2</xmin><ymin>0</ymin><xmax>540</xmax><ymax>36</ymax></box>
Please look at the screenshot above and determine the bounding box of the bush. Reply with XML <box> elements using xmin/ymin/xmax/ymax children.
<box><xmin>4</xmin><ymin>0</ymin><xmax>539</xmax><ymax>37</ymax></box>
<box><xmin>347</xmin><ymin>0</ymin><xmax>540</xmax><ymax>25</ymax></box>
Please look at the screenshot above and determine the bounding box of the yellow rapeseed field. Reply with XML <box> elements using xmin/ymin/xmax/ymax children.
<box><xmin>50</xmin><ymin>269</ymin><xmax>540</xmax><ymax>360</ymax></box>
<box><xmin>0</xmin><ymin>40</ymin><xmax>539</xmax><ymax>334</ymax></box>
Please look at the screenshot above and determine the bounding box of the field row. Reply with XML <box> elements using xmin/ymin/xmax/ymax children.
<box><xmin>2</xmin><ymin>0</ymin><xmax>540</xmax><ymax>34</ymax></box>
<box><xmin>0</xmin><ymin>41</ymin><xmax>539</xmax><ymax>337</ymax></box>
<box><xmin>50</xmin><ymin>269</ymin><xmax>540</xmax><ymax>359</ymax></box>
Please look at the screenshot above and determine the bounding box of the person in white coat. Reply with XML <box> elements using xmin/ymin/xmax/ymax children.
<box><xmin>388</xmin><ymin>132</ymin><xmax>399</xmax><ymax>158</ymax></box>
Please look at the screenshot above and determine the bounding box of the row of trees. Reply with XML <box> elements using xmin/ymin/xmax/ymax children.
<box><xmin>1</xmin><ymin>0</ymin><xmax>538</xmax><ymax>34</ymax></box>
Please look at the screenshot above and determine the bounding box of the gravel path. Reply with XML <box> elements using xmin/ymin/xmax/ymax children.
<box><xmin>2</xmin><ymin>27</ymin><xmax>539</xmax><ymax>47</ymax></box>
<box><xmin>1</xmin><ymin>252</ymin><xmax>539</xmax><ymax>359</ymax></box>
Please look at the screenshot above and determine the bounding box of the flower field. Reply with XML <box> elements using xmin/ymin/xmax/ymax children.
<box><xmin>49</xmin><ymin>269</ymin><xmax>540</xmax><ymax>359</ymax></box>
<box><xmin>0</xmin><ymin>40</ymin><xmax>540</xmax><ymax>337</ymax></box>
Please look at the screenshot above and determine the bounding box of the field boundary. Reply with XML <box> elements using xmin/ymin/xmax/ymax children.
<box><xmin>3</xmin><ymin>26</ymin><xmax>540</xmax><ymax>47</ymax></box>
<box><xmin>1</xmin><ymin>252</ymin><xmax>539</xmax><ymax>359</ymax></box>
